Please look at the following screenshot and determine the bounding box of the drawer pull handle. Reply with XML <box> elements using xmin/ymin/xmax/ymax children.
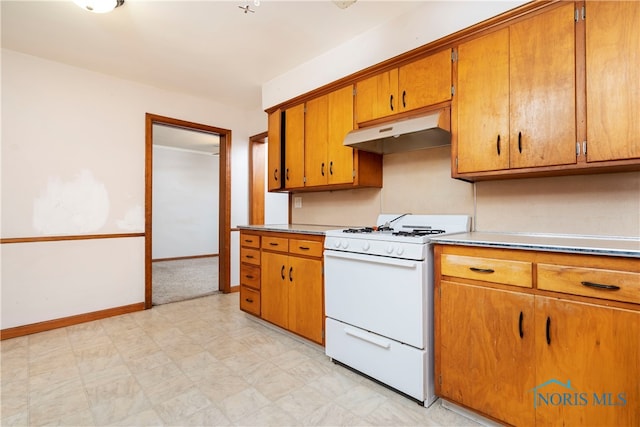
<box><xmin>245</xmin><ymin>298</ymin><xmax>253</xmax><ymax>303</ymax></box>
<box><xmin>299</xmin><ymin>246</ymin><xmax>310</xmax><ymax>250</ymax></box>
<box><xmin>581</xmin><ymin>281</ymin><xmax>620</xmax><ymax>291</ymax></box>
<box><xmin>470</xmin><ymin>267</ymin><xmax>495</xmax><ymax>274</ymax></box>
<box><xmin>546</xmin><ymin>317</ymin><xmax>551</xmax><ymax>346</ymax></box>
<box><xmin>518</xmin><ymin>311</ymin><xmax>524</xmax><ymax>339</ymax></box>
<box><xmin>246</xmin><ymin>275</ymin><xmax>254</xmax><ymax>279</ymax></box>
<box><xmin>281</xmin><ymin>265</ymin><xmax>285</xmax><ymax>280</ymax></box>
<box><xmin>244</xmin><ymin>239</ymin><xmax>254</xmax><ymax>243</ymax></box>
<box><xmin>289</xmin><ymin>266</ymin><xmax>293</xmax><ymax>282</ymax></box>
<box><xmin>246</xmin><ymin>255</ymin><xmax>254</xmax><ymax>259</ymax></box>
<box><xmin>345</xmin><ymin>326</ymin><xmax>391</xmax><ymax>349</ymax></box>
<box><xmin>269</xmin><ymin>242</ymin><xmax>279</xmax><ymax>246</ymax></box>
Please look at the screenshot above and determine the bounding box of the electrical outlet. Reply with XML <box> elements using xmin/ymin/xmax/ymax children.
<box><xmin>294</xmin><ymin>197</ymin><xmax>302</xmax><ymax>208</ymax></box>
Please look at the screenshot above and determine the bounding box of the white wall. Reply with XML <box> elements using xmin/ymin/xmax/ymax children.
<box><xmin>1</xmin><ymin>48</ymin><xmax>265</xmax><ymax>329</ymax></box>
<box><xmin>152</xmin><ymin>145</ymin><xmax>219</xmax><ymax>259</ymax></box>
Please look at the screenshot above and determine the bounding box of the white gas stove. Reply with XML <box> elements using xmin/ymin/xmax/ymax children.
<box><xmin>324</xmin><ymin>214</ymin><xmax>471</xmax><ymax>406</ymax></box>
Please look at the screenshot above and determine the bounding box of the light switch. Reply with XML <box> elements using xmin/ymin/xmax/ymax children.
<box><xmin>294</xmin><ymin>197</ymin><xmax>302</xmax><ymax>208</ymax></box>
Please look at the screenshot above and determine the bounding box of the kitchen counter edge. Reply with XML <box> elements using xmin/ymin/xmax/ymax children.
<box><xmin>431</xmin><ymin>231</ymin><xmax>640</xmax><ymax>258</ymax></box>
<box><xmin>237</xmin><ymin>224</ymin><xmax>344</xmax><ymax>236</ymax></box>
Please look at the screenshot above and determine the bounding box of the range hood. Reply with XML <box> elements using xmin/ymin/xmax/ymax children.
<box><xmin>344</xmin><ymin>109</ymin><xmax>451</xmax><ymax>155</ymax></box>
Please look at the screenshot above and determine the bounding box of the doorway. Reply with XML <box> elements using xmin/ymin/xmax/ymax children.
<box><xmin>145</xmin><ymin>113</ymin><xmax>232</xmax><ymax>309</ymax></box>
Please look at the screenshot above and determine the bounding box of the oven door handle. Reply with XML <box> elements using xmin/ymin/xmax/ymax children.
<box><xmin>324</xmin><ymin>250</ymin><xmax>419</xmax><ymax>268</ymax></box>
<box><xmin>344</xmin><ymin>326</ymin><xmax>391</xmax><ymax>349</ymax></box>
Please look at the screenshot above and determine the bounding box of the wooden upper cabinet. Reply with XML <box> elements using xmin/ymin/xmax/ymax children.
<box><xmin>585</xmin><ymin>1</ymin><xmax>640</xmax><ymax>162</ymax></box>
<box><xmin>284</xmin><ymin>103</ymin><xmax>305</xmax><ymax>189</ymax></box>
<box><xmin>456</xmin><ymin>28</ymin><xmax>510</xmax><ymax>173</ymax></box>
<box><xmin>356</xmin><ymin>49</ymin><xmax>452</xmax><ymax>124</ymax></box>
<box><xmin>509</xmin><ymin>2</ymin><xmax>577</xmax><ymax>169</ymax></box>
<box><xmin>304</xmin><ymin>94</ymin><xmax>329</xmax><ymax>187</ymax></box>
<box><xmin>267</xmin><ymin>110</ymin><xmax>282</xmax><ymax>191</ymax></box>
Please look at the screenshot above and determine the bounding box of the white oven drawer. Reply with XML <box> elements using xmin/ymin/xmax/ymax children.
<box><xmin>326</xmin><ymin>318</ymin><xmax>432</xmax><ymax>403</ymax></box>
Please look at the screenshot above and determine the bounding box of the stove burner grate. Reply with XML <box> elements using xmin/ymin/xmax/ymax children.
<box><xmin>393</xmin><ymin>229</ymin><xmax>446</xmax><ymax>237</ymax></box>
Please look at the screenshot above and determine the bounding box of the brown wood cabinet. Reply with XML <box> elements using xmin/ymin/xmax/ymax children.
<box><xmin>455</xmin><ymin>2</ymin><xmax>576</xmax><ymax>175</ymax></box>
<box><xmin>283</xmin><ymin>103</ymin><xmax>305</xmax><ymax>190</ymax></box>
<box><xmin>435</xmin><ymin>244</ymin><xmax>640</xmax><ymax>426</ymax></box>
<box><xmin>355</xmin><ymin>49</ymin><xmax>452</xmax><ymax>124</ymax></box>
<box><xmin>267</xmin><ymin>109</ymin><xmax>282</xmax><ymax>191</ymax></box>
<box><xmin>239</xmin><ymin>232</ymin><xmax>261</xmax><ymax>316</ymax></box>
<box><xmin>239</xmin><ymin>230</ymin><xmax>325</xmax><ymax>345</ymax></box>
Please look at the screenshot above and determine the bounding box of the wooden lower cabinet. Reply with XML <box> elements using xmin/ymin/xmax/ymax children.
<box><xmin>435</xmin><ymin>244</ymin><xmax>640</xmax><ymax>426</ymax></box>
<box><xmin>439</xmin><ymin>281</ymin><xmax>535</xmax><ymax>426</ymax></box>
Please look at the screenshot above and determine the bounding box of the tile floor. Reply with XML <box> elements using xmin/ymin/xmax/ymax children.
<box><xmin>1</xmin><ymin>293</ymin><xmax>480</xmax><ymax>426</ymax></box>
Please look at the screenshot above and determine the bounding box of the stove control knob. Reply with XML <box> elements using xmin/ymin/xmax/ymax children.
<box><xmin>341</xmin><ymin>240</ymin><xmax>349</xmax><ymax>249</ymax></box>
<box><xmin>396</xmin><ymin>247</ymin><xmax>404</xmax><ymax>256</ymax></box>
<box><xmin>386</xmin><ymin>245</ymin><xmax>394</xmax><ymax>254</ymax></box>
<box><xmin>334</xmin><ymin>239</ymin><xmax>341</xmax><ymax>249</ymax></box>
<box><xmin>362</xmin><ymin>242</ymin><xmax>370</xmax><ymax>251</ymax></box>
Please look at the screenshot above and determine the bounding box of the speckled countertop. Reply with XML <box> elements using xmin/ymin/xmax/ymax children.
<box><xmin>431</xmin><ymin>231</ymin><xmax>640</xmax><ymax>258</ymax></box>
<box><xmin>237</xmin><ymin>224</ymin><xmax>345</xmax><ymax>236</ymax></box>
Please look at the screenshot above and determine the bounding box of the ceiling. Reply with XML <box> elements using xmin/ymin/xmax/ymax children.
<box><xmin>153</xmin><ymin>123</ymin><xmax>221</xmax><ymax>155</ymax></box>
<box><xmin>1</xmin><ymin>0</ymin><xmax>427</xmax><ymax>112</ymax></box>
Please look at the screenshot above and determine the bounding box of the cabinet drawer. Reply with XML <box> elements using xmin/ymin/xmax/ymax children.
<box><xmin>240</xmin><ymin>264</ymin><xmax>260</xmax><ymax>289</ymax></box>
<box><xmin>289</xmin><ymin>239</ymin><xmax>323</xmax><ymax>258</ymax></box>
<box><xmin>240</xmin><ymin>233</ymin><xmax>260</xmax><ymax>248</ymax></box>
<box><xmin>538</xmin><ymin>264</ymin><xmax>640</xmax><ymax>304</ymax></box>
<box><xmin>240</xmin><ymin>286</ymin><xmax>260</xmax><ymax>316</ymax></box>
<box><xmin>441</xmin><ymin>254</ymin><xmax>533</xmax><ymax>288</ymax></box>
<box><xmin>262</xmin><ymin>236</ymin><xmax>289</xmax><ymax>252</ymax></box>
<box><xmin>240</xmin><ymin>247</ymin><xmax>260</xmax><ymax>265</ymax></box>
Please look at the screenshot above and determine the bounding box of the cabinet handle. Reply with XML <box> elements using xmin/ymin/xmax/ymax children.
<box><xmin>469</xmin><ymin>267</ymin><xmax>495</xmax><ymax>274</ymax></box>
<box><xmin>298</xmin><ymin>246</ymin><xmax>310</xmax><ymax>251</ymax></box>
<box><xmin>246</xmin><ymin>275</ymin><xmax>254</xmax><ymax>279</ymax></box>
<box><xmin>286</xmin><ymin>168</ymin><xmax>289</xmax><ymax>181</ymax></box>
<box><xmin>329</xmin><ymin>161</ymin><xmax>333</xmax><ymax>175</ymax></box>
<box><xmin>245</xmin><ymin>298</ymin><xmax>253</xmax><ymax>303</ymax></box>
<box><xmin>274</xmin><ymin>168</ymin><xmax>278</xmax><ymax>181</ymax></box>
<box><xmin>281</xmin><ymin>265</ymin><xmax>285</xmax><ymax>280</ymax></box>
<box><xmin>390</xmin><ymin>94</ymin><xmax>394</xmax><ymax>111</ymax></box>
<box><xmin>269</xmin><ymin>242</ymin><xmax>279</xmax><ymax>246</ymax></box>
<box><xmin>244</xmin><ymin>239</ymin><xmax>254</xmax><ymax>243</ymax></box>
<box><xmin>246</xmin><ymin>255</ymin><xmax>254</xmax><ymax>259</ymax></box>
<box><xmin>518</xmin><ymin>132</ymin><xmax>522</xmax><ymax>153</ymax></box>
<box><xmin>581</xmin><ymin>281</ymin><xmax>621</xmax><ymax>291</ymax></box>
<box><xmin>289</xmin><ymin>266</ymin><xmax>293</xmax><ymax>282</ymax></box>
<box><xmin>402</xmin><ymin>90</ymin><xmax>406</xmax><ymax>108</ymax></box>
<box><xmin>496</xmin><ymin>135</ymin><xmax>501</xmax><ymax>155</ymax></box>
<box><xmin>546</xmin><ymin>316</ymin><xmax>551</xmax><ymax>345</ymax></box>
<box><xmin>518</xmin><ymin>311</ymin><xmax>524</xmax><ymax>339</ymax></box>
<box><xmin>321</xmin><ymin>162</ymin><xmax>325</xmax><ymax>176</ymax></box>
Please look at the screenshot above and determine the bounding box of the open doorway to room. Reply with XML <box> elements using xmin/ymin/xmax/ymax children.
<box><xmin>145</xmin><ymin>114</ymin><xmax>231</xmax><ymax>309</ymax></box>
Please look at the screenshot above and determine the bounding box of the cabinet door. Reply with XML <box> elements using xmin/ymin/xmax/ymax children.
<box><xmin>399</xmin><ymin>49</ymin><xmax>452</xmax><ymax>113</ymax></box>
<box><xmin>267</xmin><ymin>110</ymin><xmax>282</xmax><ymax>191</ymax></box>
<box><xmin>355</xmin><ymin>69</ymin><xmax>398</xmax><ymax>123</ymax></box>
<box><xmin>261</xmin><ymin>251</ymin><xmax>289</xmax><ymax>328</ymax></box>
<box><xmin>585</xmin><ymin>1</ymin><xmax>640</xmax><ymax>162</ymax></box>
<box><xmin>509</xmin><ymin>3</ymin><xmax>576</xmax><ymax>169</ymax></box>
<box><xmin>456</xmin><ymin>29</ymin><xmax>510</xmax><ymax>173</ymax></box>
<box><xmin>535</xmin><ymin>297</ymin><xmax>640</xmax><ymax>426</ymax></box>
<box><xmin>439</xmin><ymin>281</ymin><xmax>535</xmax><ymax>426</ymax></box>
<box><xmin>288</xmin><ymin>256</ymin><xmax>324</xmax><ymax>344</ymax></box>
<box><xmin>304</xmin><ymin>94</ymin><xmax>329</xmax><ymax>187</ymax></box>
<box><xmin>327</xmin><ymin>85</ymin><xmax>355</xmax><ymax>185</ymax></box>
<box><xmin>284</xmin><ymin>103</ymin><xmax>305</xmax><ymax>189</ymax></box>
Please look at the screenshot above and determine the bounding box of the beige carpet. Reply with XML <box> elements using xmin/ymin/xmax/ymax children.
<box><xmin>152</xmin><ymin>257</ymin><xmax>219</xmax><ymax>305</ymax></box>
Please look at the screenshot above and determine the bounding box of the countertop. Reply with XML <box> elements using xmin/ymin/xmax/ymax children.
<box><xmin>431</xmin><ymin>231</ymin><xmax>640</xmax><ymax>258</ymax></box>
<box><xmin>237</xmin><ymin>223</ymin><xmax>345</xmax><ymax>236</ymax></box>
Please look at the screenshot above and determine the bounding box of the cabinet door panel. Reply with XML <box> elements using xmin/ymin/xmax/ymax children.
<box><xmin>284</xmin><ymin>104</ymin><xmax>305</xmax><ymax>189</ymax></box>
<box><xmin>399</xmin><ymin>49</ymin><xmax>452</xmax><ymax>112</ymax></box>
<box><xmin>327</xmin><ymin>85</ymin><xmax>355</xmax><ymax>185</ymax></box>
<box><xmin>261</xmin><ymin>252</ymin><xmax>288</xmax><ymax>328</ymax></box>
<box><xmin>586</xmin><ymin>1</ymin><xmax>640</xmax><ymax>162</ymax></box>
<box><xmin>509</xmin><ymin>3</ymin><xmax>576</xmax><ymax>168</ymax></box>
<box><xmin>535</xmin><ymin>297</ymin><xmax>640</xmax><ymax>426</ymax></box>
<box><xmin>355</xmin><ymin>69</ymin><xmax>398</xmax><ymax>123</ymax></box>
<box><xmin>304</xmin><ymin>94</ymin><xmax>329</xmax><ymax>187</ymax></box>
<box><xmin>439</xmin><ymin>281</ymin><xmax>535</xmax><ymax>426</ymax></box>
<box><xmin>456</xmin><ymin>29</ymin><xmax>510</xmax><ymax>173</ymax></box>
<box><xmin>288</xmin><ymin>256</ymin><xmax>324</xmax><ymax>344</ymax></box>
<box><xmin>267</xmin><ymin>110</ymin><xmax>282</xmax><ymax>191</ymax></box>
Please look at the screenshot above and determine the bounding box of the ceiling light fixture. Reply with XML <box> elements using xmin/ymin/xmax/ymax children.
<box><xmin>74</xmin><ymin>0</ymin><xmax>125</xmax><ymax>14</ymax></box>
<box><xmin>333</xmin><ymin>0</ymin><xmax>357</xmax><ymax>9</ymax></box>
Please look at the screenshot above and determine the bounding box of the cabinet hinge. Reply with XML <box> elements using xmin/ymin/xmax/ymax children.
<box><xmin>438</xmin><ymin>375</ymin><xmax>442</xmax><ymax>385</ymax></box>
<box><xmin>575</xmin><ymin>6</ymin><xmax>585</xmax><ymax>22</ymax></box>
<box><xmin>576</xmin><ymin>142</ymin><xmax>580</xmax><ymax>156</ymax></box>
<box><xmin>353</xmin><ymin>87</ymin><xmax>356</xmax><ymax>96</ymax></box>
<box><xmin>574</xmin><ymin>8</ymin><xmax>579</xmax><ymax>22</ymax></box>
<box><xmin>582</xmin><ymin>5</ymin><xmax>586</xmax><ymax>21</ymax></box>
<box><xmin>451</xmin><ymin>85</ymin><xmax>455</xmax><ymax>96</ymax></box>
<box><xmin>451</xmin><ymin>49</ymin><xmax>457</xmax><ymax>62</ymax></box>
<box><xmin>352</xmin><ymin>169</ymin><xmax>356</xmax><ymax>178</ymax></box>
<box><xmin>583</xmin><ymin>141</ymin><xmax>587</xmax><ymax>155</ymax></box>
<box><xmin>303</xmin><ymin>176</ymin><xmax>307</xmax><ymax>183</ymax></box>
<box><xmin>455</xmin><ymin>157</ymin><xmax>458</xmax><ymax>167</ymax></box>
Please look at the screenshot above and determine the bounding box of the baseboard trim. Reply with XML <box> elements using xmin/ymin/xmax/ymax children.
<box><xmin>0</xmin><ymin>302</ymin><xmax>145</xmax><ymax>340</ymax></box>
<box><xmin>152</xmin><ymin>254</ymin><xmax>218</xmax><ymax>262</ymax></box>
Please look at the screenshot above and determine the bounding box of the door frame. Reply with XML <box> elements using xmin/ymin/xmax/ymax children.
<box><xmin>145</xmin><ymin>113</ymin><xmax>232</xmax><ymax>309</ymax></box>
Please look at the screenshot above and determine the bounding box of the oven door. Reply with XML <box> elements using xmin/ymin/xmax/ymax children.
<box><xmin>324</xmin><ymin>249</ymin><xmax>430</xmax><ymax>349</ymax></box>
